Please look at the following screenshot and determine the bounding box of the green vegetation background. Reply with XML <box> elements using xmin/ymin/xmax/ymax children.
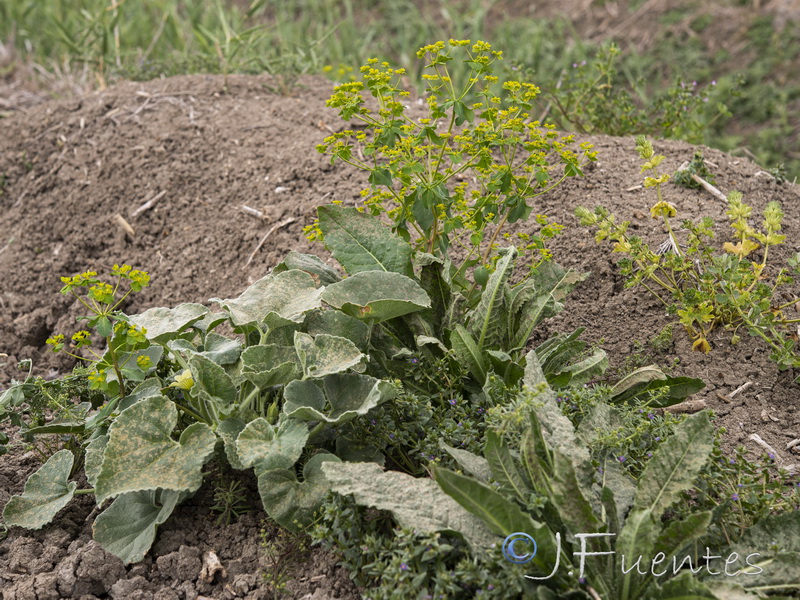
<box><xmin>1</xmin><ymin>0</ymin><xmax>798</xmax><ymax>175</ymax></box>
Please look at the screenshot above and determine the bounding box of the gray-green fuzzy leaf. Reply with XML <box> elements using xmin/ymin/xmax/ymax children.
<box><xmin>306</xmin><ymin>310</ymin><xmax>370</xmax><ymax>351</ymax></box>
<box><xmin>283</xmin><ymin>374</ymin><xmax>395</xmax><ymax>424</ymax></box>
<box><xmin>95</xmin><ymin>397</ymin><xmax>216</xmax><ymax>504</ymax></box>
<box><xmin>129</xmin><ymin>303</ymin><xmax>209</xmax><ymax>344</ymax></box>
<box><xmin>189</xmin><ymin>354</ymin><xmax>237</xmax><ymax>406</ymax></box>
<box><xmin>272</xmin><ymin>251</ymin><xmax>342</xmax><ymax>285</ymax></box>
<box><xmin>236</xmin><ymin>417</ymin><xmax>308</xmax><ymax>471</ymax></box>
<box><xmin>450</xmin><ymin>325</ymin><xmax>487</xmax><ymax>384</ymax></box>
<box><xmin>210</xmin><ymin>270</ymin><xmax>323</xmax><ymax>329</ymax></box>
<box><xmin>3</xmin><ymin>450</ymin><xmax>77</xmax><ymax>529</ymax></box>
<box><xmin>321</xmin><ymin>271</ymin><xmax>430</xmax><ymax>323</ymax></box>
<box><xmin>216</xmin><ymin>418</ymin><xmax>247</xmax><ymax>470</ymax></box>
<box><xmin>293</xmin><ymin>332</ymin><xmax>364</xmax><ymax>379</ymax></box>
<box><xmin>651</xmin><ymin>571</ymin><xmax>717</xmax><ymax>599</ymax></box>
<box><xmin>522</xmin><ymin>349</ymin><xmax>593</xmax><ymax>488</ymax></box>
<box><xmin>634</xmin><ymin>411</ymin><xmax>714</xmax><ymax>516</ymax></box>
<box><xmin>469</xmin><ymin>247</ymin><xmax>516</xmax><ymax>349</ymax></box>
<box><xmin>92</xmin><ymin>489</ymin><xmax>182</xmax><ymax>564</ymax></box>
<box><xmin>439</xmin><ymin>441</ymin><xmax>491</xmax><ymax>483</ymax></box>
<box><xmin>318</xmin><ymin>205</ymin><xmax>413</xmax><ymax>276</ymax></box>
<box><xmin>85</xmin><ymin>434</ymin><xmax>109</xmax><ymax>489</ymax></box>
<box><xmin>257</xmin><ymin>453</ymin><xmax>341</xmax><ymax>531</ymax></box>
<box><xmin>240</xmin><ymin>345</ymin><xmax>300</xmax><ymax>389</ymax></box>
<box><xmin>322</xmin><ymin>461</ymin><xmax>497</xmax><ymax>550</ymax></box>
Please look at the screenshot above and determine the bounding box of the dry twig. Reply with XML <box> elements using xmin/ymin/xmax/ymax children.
<box><xmin>131</xmin><ymin>190</ymin><xmax>167</xmax><ymax>218</ymax></box>
<box><xmin>245</xmin><ymin>217</ymin><xmax>296</xmax><ymax>267</ymax></box>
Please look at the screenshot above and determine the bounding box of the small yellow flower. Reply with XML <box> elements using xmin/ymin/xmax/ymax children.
<box><xmin>170</xmin><ymin>369</ymin><xmax>194</xmax><ymax>391</ymax></box>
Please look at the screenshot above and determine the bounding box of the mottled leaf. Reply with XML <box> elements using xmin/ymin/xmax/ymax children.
<box><xmin>469</xmin><ymin>247</ymin><xmax>515</xmax><ymax>349</ymax></box>
<box><xmin>240</xmin><ymin>345</ymin><xmax>300</xmax><ymax>389</ymax></box>
<box><xmin>216</xmin><ymin>418</ymin><xmax>247</xmax><ymax>470</ymax></box>
<box><xmin>129</xmin><ymin>303</ymin><xmax>208</xmax><ymax>343</ymax></box>
<box><xmin>321</xmin><ymin>271</ymin><xmax>430</xmax><ymax>323</ymax></box>
<box><xmin>3</xmin><ymin>449</ymin><xmax>77</xmax><ymax>529</ymax></box>
<box><xmin>323</xmin><ymin>461</ymin><xmax>497</xmax><ymax>550</ymax></box>
<box><xmin>95</xmin><ymin>397</ymin><xmax>216</xmax><ymax>503</ymax></box>
<box><xmin>257</xmin><ymin>453</ymin><xmax>341</xmax><ymax>531</ymax></box>
<box><xmin>210</xmin><ymin>270</ymin><xmax>323</xmax><ymax>329</ymax></box>
<box><xmin>85</xmin><ymin>434</ymin><xmax>109</xmax><ymax>489</ymax></box>
<box><xmin>293</xmin><ymin>332</ymin><xmax>364</xmax><ymax>379</ymax></box>
<box><xmin>283</xmin><ymin>373</ymin><xmax>395</xmax><ymax>424</ymax></box>
<box><xmin>93</xmin><ymin>489</ymin><xmax>182</xmax><ymax>564</ymax></box>
<box><xmin>438</xmin><ymin>441</ymin><xmax>491</xmax><ymax>483</ymax></box>
<box><xmin>634</xmin><ymin>411</ymin><xmax>713</xmax><ymax>516</ymax></box>
<box><xmin>189</xmin><ymin>353</ymin><xmax>237</xmax><ymax>407</ymax></box>
<box><xmin>306</xmin><ymin>310</ymin><xmax>370</xmax><ymax>351</ymax></box>
<box><xmin>236</xmin><ymin>417</ymin><xmax>308</xmax><ymax>471</ymax></box>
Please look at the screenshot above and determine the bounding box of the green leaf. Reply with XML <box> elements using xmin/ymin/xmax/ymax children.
<box><xmin>611</xmin><ymin>370</ymin><xmax>705</xmax><ymax>407</ymax></box>
<box><xmin>634</xmin><ymin>411</ymin><xmax>714</xmax><ymax>516</ymax></box>
<box><xmin>85</xmin><ymin>434</ymin><xmax>109</xmax><ymax>489</ymax></box>
<box><xmin>550</xmin><ymin>348</ymin><xmax>608</xmax><ymax>389</ymax></box>
<box><xmin>284</xmin><ymin>374</ymin><xmax>395</xmax><ymax>424</ymax></box>
<box><xmin>368</xmin><ymin>167</ymin><xmax>393</xmax><ymax>187</ymax></box>
<box><xmin>469</xmin><ymin>247</ymin><xmax>516</xmax><ymax>349</ymax></box>
<box><xmin>3</xmin><ymin>449</ymin><xmax>77</xmax><ymax>529</ymax></box>
<box><xmin>617</xmin><ymin>507</ymin><xmax>658</xmax><ymax>600</ymax></box>
<box><xmin>417</xmin><ymin>253</ymin><xmax>451</xmax><ymax>336</ymax></box>
<box><xmin>450</xmin><ymin>325</ymin><xmax>487</xmax><ymax>384</ymax></box>
<box><xmin>129</xmin><ymin>303</ymin><xmax>209</xmax><ymax>344</ymax></box>
<box><xmin>651</xmin><ymin>511</ymin><xmax>712</xmax><ymax>566</ymax></box>
<box><xmin>95</xmin><ymin>397</ymin><xmax>217</xmax><ymax>504</ymax></box>
<box><xmin>318</xmin><ymin>205</ymin><xmax>413</xmax><ymax>276</ymax></box>
<box><xmin>236</xmin><ymin>417</ymin><xmax>308</xmax><ymax>471</ymax></box>
<box><xmin>293</xmin><ymin>332</ymin><xmax>364</xmax><ymax>379</ymax></box>
<box><xmin>257</xmin><ymin>453</ymin><xmax>342</xmax><ymax>531</ymax></box>
<box><xmin>272</xmin><ymin>251</ymin><xmax>342</xmax><ymax>286</ymax></box>
<box><xmin>484</xmin><ymin>430</ymin><xmax>530</xmax><ymax>503</ymax></box>
<box><xmin>438</xmin><ymin>442</ymin><xmax>492</xmax><ymax>483</ymax></box>
<box><xmin>189</xmin><ymin>354</ymin><xmax>237</xmax><ymax>406</ymax></box>
<box><xmin>210</xmin><ymin>270</ymin><xmax>323</xmax><ymax>329</ymax></box>
<box><xmin>198</xmin><ymin>333</ymin><xmax>242</xmax><ymax>365</ymax></box>
<box><xmin>92</xmin><ymin>489</ymin><xmax>182</xmax><ymax>565</ymax></box>
<box><xmin>322</xmin><ymin>461</ymin><xmax>497</xmax><ymax>551</ymax></box>
<box><xmin>432</xmin><ymin>466</ymin><xmax>559</xmax><ymax>575</ymax></box>
<box><xmin>550</xmin><ymin>450</ymin><xmax>601</xmax><ymax>536</ymax></box>
<box><xmin>216</xmin><ymin>418</ymin><xmax>247</xmax><ymax>470</ymax></box>
<box><xmin>321</xmin><ymin>271</ymin><xmax>430</xmax><ymax>323</ymax></box>
<box><xmin>240</xmin><ymin>344</ymin><xmax>300</xmax><ymax>389</ymax></box>
<box><xmin>729</xmin><ymin>512</ymin><xmax>800</xmax><ymax>591</ymax></box>
<box><xmin>306</xmin><ymin>310</ymin><xmax>370</xmax><ymax>351</ymax></box>
<box><xmin>522</xmin><ymin>349</ymin><xmax>593</xmax><ymax>488</ymax></box>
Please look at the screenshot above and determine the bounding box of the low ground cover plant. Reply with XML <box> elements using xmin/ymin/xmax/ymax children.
<box><xmin>577</xmin><ymin>136</ymin><xmax>800</xmax><ymax>370</ymax></box>
<box><xmin>1</xmin><ymin>39</ymin><xmax>798</xmax><ymax>600</ymax></box>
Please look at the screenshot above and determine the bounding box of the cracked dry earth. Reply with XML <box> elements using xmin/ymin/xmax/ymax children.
<box><xmin>1</xmin><ymin>74</ymin><xmax>799</xmax><ymax>598</ymax></box>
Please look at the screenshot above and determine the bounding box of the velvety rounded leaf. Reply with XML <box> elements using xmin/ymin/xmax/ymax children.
<box><xmin>210</xmin><ymin>270</ymin><xmax>323</xmax><ymax>329</ymax></box>
<box><xmin>283</xmin><ymin>374</ymin><xmax>395</xmax><ymax>424</ymax></box>
<box><xmin>93</xmin><ymin>489</ymin><xmax>182</xmax><ymax>564</ymax></box>
<box><xmin>95</xmin><ymin>397</ymin><xmax>217</xmax><ymax>504</ymax></box>
<box><xmin>257</xmin><ymin>453</ymin><xmax>342</xmax><ymax>531</ymax></box>
<box><xmin>3</xmin><ymin>450</ymin><xmax>77</xmax><ymax>529</ymax></box>
<box><xmin>129</xmin><ymin>303</ymin><xmax>209</xmax><ymax>343</ymax></box>
<box><xmin>321</xmin><ymin>271</ymin><xmax>430</xmax><ymax>323</ymax></box>
<box><xmin>293</xmin><ymin>332</ymin><xmax>364</xmax><ymax>379</ymax></box>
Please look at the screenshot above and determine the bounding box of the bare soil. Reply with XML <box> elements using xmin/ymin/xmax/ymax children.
<box><xmin>1</xmin><ymin>73</ymin><xmax>799</xmax><ymax>598</ymax></box>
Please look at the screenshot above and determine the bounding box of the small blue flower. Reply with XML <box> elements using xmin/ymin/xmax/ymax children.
<box><xmin>647</xmin><ymin>413</ymin><xmax>655</xmax><ymax>420</ymax></box>
<box><xmin>449</xmin><ymin>398</ymin><xmax>457</xmax><ymax>406</ymax></box>
<box><xmin>618</xmin><ymin>455</ymin><xmax>626</xmax><ymax>463</ymax></box>
<box><xmin>647</xmin><ymin>452</ymin><xmax>653</xmax><ymax>458</ymax></box>
<box><xmin>400</xmin><ymin>562</ymin><xmax>409</xmax><ymax>571</ymax></box>
<box><xmin>655</xmin><ymin>436</ymin><xmax>661</xmax><ymax>442</ymax></box>
<box><xmin>732</xmin><ymin>494</ymin><xmax>740</xmax><ymax>501</ymax></box>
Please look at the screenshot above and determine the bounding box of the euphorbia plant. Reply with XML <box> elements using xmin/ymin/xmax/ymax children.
<box><xmin>576</xmin><ymin>136</ymin><xmax>800</xmax><ymax>369</ymax></box>
<box><xmin>312</xmin><ymin>39</ymin><xmax>597</xmax><ymax>293</ymax></box>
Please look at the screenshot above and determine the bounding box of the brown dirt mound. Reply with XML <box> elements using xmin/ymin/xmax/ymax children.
<box><xmin>1</xmin><ymin>74</ymin><xmax>799</xmax><ymax>597</ymax></box>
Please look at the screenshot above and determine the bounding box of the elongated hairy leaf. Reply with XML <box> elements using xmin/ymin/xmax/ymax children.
<box><xmin>318</xmin><ymin>205</ymin><xmax>413</xmax><ymax>276</ymax></box>
<box><xmin>634</xmin><ymin>411</ymin><xmax>713</xmax><ymax>516</ymax></box>
<box><xmin>95</xmin><ymin>397</ymin><xmax>216</xmax><ymax>504</ymax></box>
<box><xmin>3</xmin><ymin>449</ymin><xmax>77</xmax><ymax>529</ymax></box>
<box><xmin>469</xmin><ymin>247</ymin><xmax>516</xmax><ymax>349</ymax></box>
<box><xmin>272</xmin><ymin>251</ymin><xmax>342</xmax><ymax>285</ymax></box>
<box><xmin>450</xmin><ymin>325</ymin><xmax>487</xmax><ymax>384</ymax></box>
<box><xmin>322</xmin><ymin>461</ymin><xmax>497</xmax><ymax>550</ymax></box>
